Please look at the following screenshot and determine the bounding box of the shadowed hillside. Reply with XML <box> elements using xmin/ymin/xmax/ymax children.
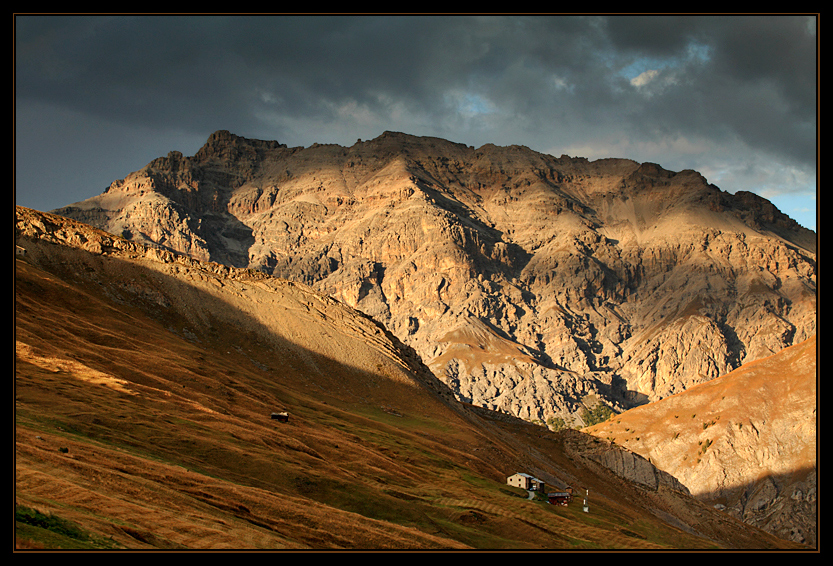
<box><xmin>14</xmin><ymin>206</ymin><xmax>806</xmax><ymax>551</ymax></box>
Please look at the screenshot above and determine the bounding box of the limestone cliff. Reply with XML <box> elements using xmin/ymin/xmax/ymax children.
<box><xmin>52</xmin><ymin>130</ymin><xmax>817</xmax><ymax>426</ymax></box>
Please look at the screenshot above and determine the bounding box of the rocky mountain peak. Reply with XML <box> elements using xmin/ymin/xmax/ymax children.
<box><xmin>52</xmin><ymin>130</ymin><xmax>817</xmax><ymax>428</ymax></box>
<box><xmin>198</xmin><ymin>130</ymin><xmax>286</xmax><ymax>168</ymax></box>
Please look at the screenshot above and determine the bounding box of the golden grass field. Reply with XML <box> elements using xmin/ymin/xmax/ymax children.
<box><xmin>14</xmin><ymin>207</ymin><xmax>809</xmax><ymax>551</ymax></box>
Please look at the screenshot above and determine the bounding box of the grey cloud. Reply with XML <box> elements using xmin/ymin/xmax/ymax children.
<box><xmin>15</xmin><ymin>14</ymin><xmax>817</xmax><ymax>218</ymax></box>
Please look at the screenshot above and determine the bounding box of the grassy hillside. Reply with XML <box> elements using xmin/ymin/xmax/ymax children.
<box><xmin>14</xmin><ymin>207</ymin><xmax>806</xmax><ymax>550</ymax></box>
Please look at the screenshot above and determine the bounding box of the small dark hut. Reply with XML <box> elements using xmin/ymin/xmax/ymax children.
<box><xmin>271</xmin><ymin>412</ymin><xmax>289</xmax><ymax>423</ymax></box>
<box><xmin>548</xmin><ymin>486</ymin><xmax>574</xmax><ymax>506</ymax></box>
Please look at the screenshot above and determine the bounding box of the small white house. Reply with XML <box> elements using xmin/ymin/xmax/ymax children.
<box><xmin>507</xmin><ymin>472</ymin><xmax>546</xmax><ymax>491</ymax></box>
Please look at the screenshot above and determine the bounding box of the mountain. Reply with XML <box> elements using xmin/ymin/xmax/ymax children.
<box><xmin>14</xmin><ymin>206</ymin><xmax>806</xmax><ymax>550</ymax></box>
<box><xmin>51</xmin><ymin>130</ymin><xmax>817</xmax><ymax>429</ymax></box>
<box><xmin>584</xmin><ymin>336</ymin><xmax>817</xmax><ymax>546</ymax></box>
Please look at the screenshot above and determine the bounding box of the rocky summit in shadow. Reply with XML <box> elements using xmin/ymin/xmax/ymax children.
<box><xmin>52</xmin><ymin>130</ymin><xmax>817</xmax><ymax>430</ymax></box>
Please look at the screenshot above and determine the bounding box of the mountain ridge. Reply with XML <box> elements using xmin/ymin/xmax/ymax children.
<box><xmin>51</xmin><ymin>130</ymin><xmax>817</xmax><ymax>428</ymax></box>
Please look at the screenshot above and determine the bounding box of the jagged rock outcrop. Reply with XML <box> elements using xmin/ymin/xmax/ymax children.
<box><xmin>560</xmin><ymin>429</ymin><xmax>690</xmax><ymax>494</ymax></box>
<box><xmin>52</xmin><ymin>130</ymin><xmax>817</xmax><ymax>426</ymax></box>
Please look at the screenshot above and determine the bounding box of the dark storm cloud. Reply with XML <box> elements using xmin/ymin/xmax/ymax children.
<box><xmin>15</xmin><ymin>15</ymin><xmax>816</xmax><ymax>153</ymax></box>
<box><xmin>15</xmin><ymin>14</ymin><xmax>817</xmax><ymax>227</ymax></box>
<box><xmin>16</xmin><ymin>16</ymin><xmax>487</xmax><ymax>132</ymax></box>
<box><xmin>17</xmin><ymin>16</ymin><xmax>270</xmax><ymax>134</ymax></box>
<box><xmin>599</xmin><ymin>15</ymin><xmax>816</xmax><ymax>166</ymax></box>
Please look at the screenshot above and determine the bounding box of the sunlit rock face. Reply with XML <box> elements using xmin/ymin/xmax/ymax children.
<box><xmin>585</xmin><ymin>337</ymin><xmax>817</xmax><ymax>546</ymax></box>
<box><xmin>53</xmin><ymin>130</ymin><xmax>817</xmax><ymax>426</ymax></box>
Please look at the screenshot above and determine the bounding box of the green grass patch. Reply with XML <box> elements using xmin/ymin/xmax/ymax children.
<box><xmin>15</xmin><ymin>505</ymin><xmax>121</xmax><ymax>550</ymax></box>
<box><xmin>352</xmin><ymin>404</ymin><xmax>455</xmax><ymax>435</ymax></box>
<box><xmin>423</xmin><ymin>510</ymin><xmax>526</xmax><ymax>549</ymax></box>
<box><xmin>291</xmin><ymin>472</ymin><xmax>431</xmax><ymax>527</ymax></box>
<box><xmin>458</xmin><ymin>470</ymin><xmax>499</xmax><ymax>492</ymax></box>
<box><xmin>581</xmin><ymin>403</ymin><xmax>615</xmax><ymax>427</ymax></box>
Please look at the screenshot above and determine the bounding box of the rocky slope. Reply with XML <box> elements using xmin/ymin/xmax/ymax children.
<box><xmin>52</xmin><ymin>130</ymin><xmax>817</xmax><ymax>426</ymax></box>
<box><xmin>16</xmin><ymin>206</ymin><xmax>805</xmax><ymax>550</ymax></box>
<box><xmin>585</xmin><ymin>336</ymin><xmax>817</xmax><ymax>546</ymax></box>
